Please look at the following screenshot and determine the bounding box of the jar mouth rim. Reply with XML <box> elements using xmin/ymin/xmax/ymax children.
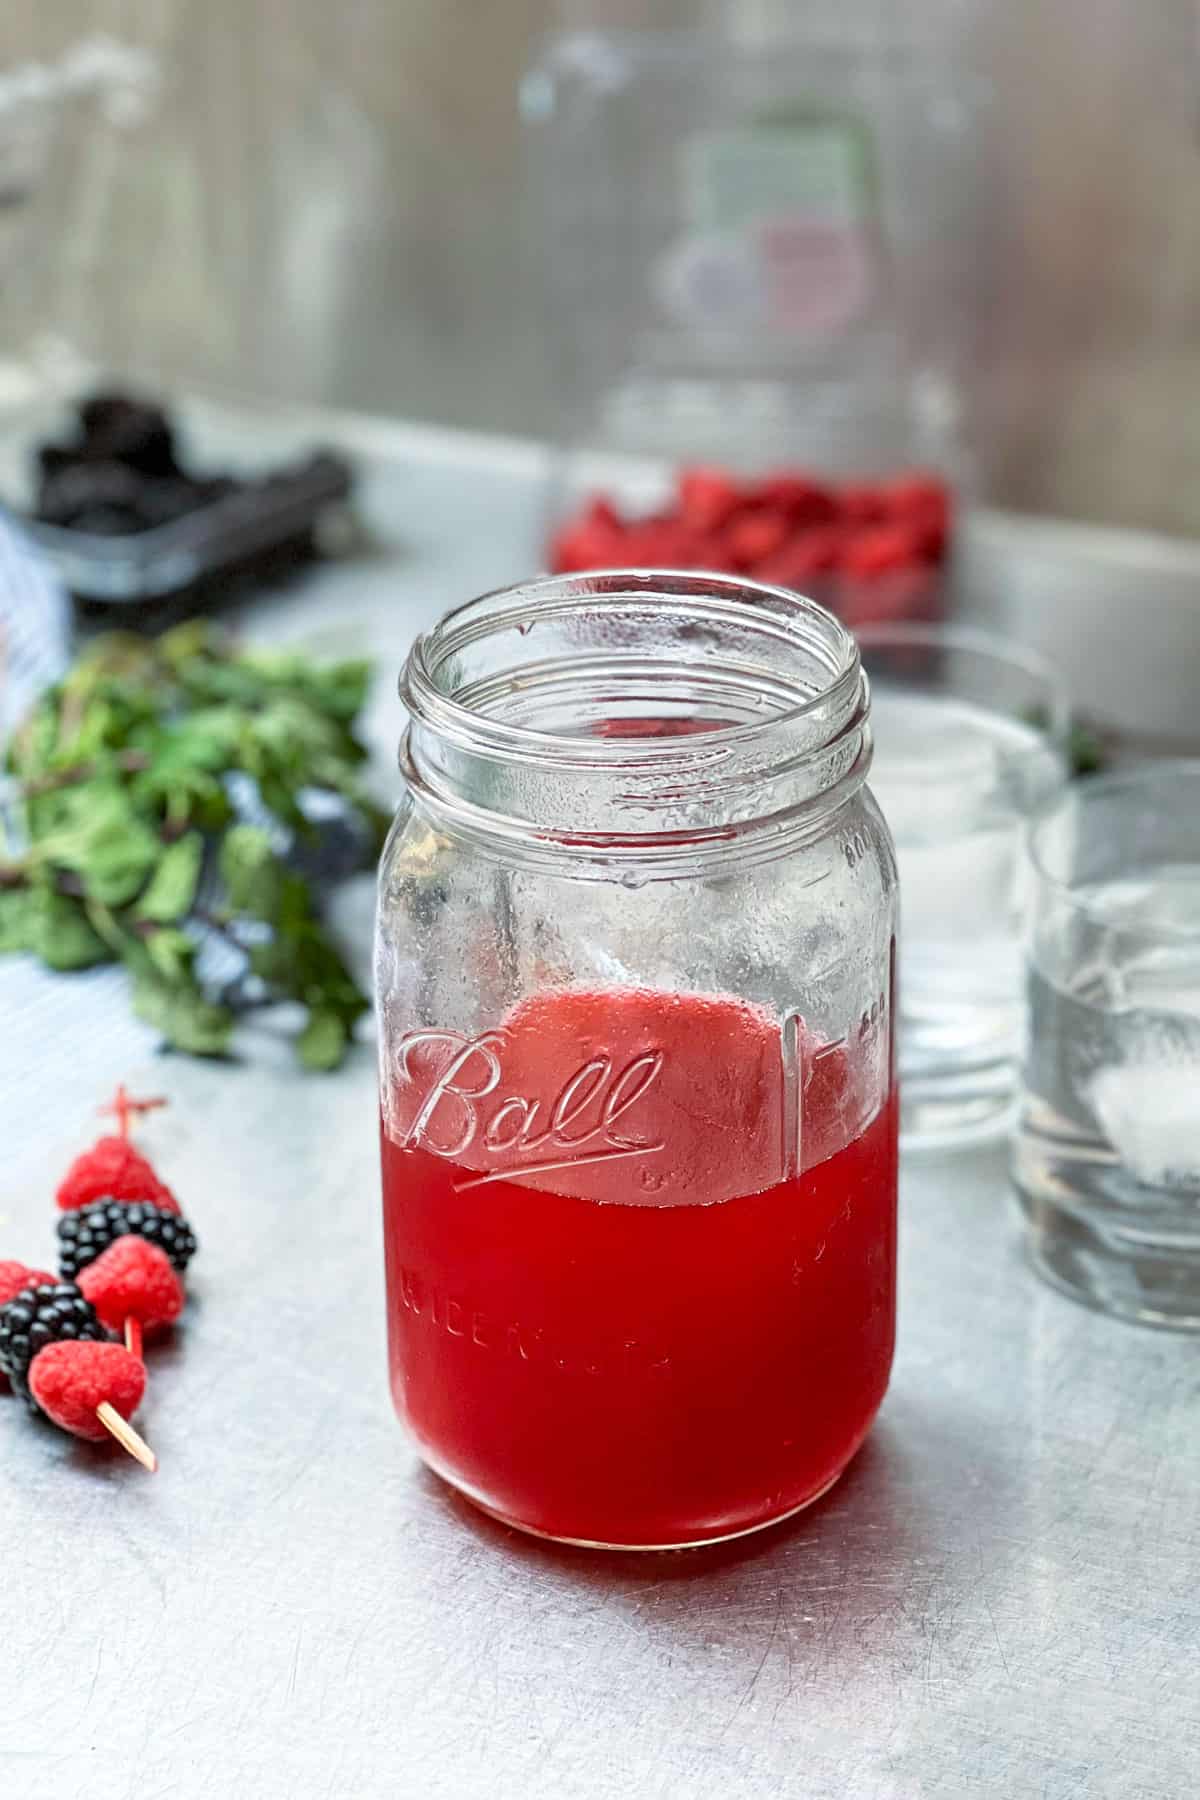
<box><xmin>1028</xmin><ymin>758</ymin><xmax>1200</xmax><ymax>942</ymax></box>
<box><xmin>402</xmin><ymin>569</ymin><xmax>862</xmax><ymax>764</ymax></box>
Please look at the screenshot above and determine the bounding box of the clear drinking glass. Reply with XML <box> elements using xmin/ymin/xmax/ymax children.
<box><xmin>1015</xmin><ymin>763</ymin><xmax>1200</xmax><ymax>1328</ymax></box>
<box><xmin>376</xmin><ymin>571</ymin><xmax>899</xmax><ymax>1549</ymax></box>
<box><xmin>856</xmin><ymin>623</ymin><xmax>1068</xmax><ymax>1148</ymax></box>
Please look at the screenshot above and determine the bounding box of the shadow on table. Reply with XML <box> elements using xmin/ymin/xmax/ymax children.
<box><xmin>421</xmin><ymin>1444</ymin><xmax>873</xmax><ymax>1580</ymax></box>
<box><xmin>416</xmin><ymin>1392</ymin><xmax>1008</xmax><ymax>1623</ymax></box>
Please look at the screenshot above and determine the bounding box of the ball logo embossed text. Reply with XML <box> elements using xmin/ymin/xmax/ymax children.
<box><xmin>395</xmin><ymin>1030</ymin><xmax>665</xmax><ymax>1190</ymax></box>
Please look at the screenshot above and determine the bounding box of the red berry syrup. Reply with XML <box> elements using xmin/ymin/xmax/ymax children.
<box><xmin>381</xmin><ymin>987</ymin><xmax>897</xmax><ymax>1548</ymax></box>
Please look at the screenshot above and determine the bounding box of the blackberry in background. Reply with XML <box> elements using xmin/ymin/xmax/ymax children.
<box><xmin>78</xmin><ymin>393</ymin><xmax>180</xmax><ymax>479</ymax></box>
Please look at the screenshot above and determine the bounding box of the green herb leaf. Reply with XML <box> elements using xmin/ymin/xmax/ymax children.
<box><xmin>44</xmin><ymin>781</ymin><xmax>160</xmax><ymax>907</ymax></box>
<box><xmin>0</xmin><ymin>887</ymin><xmax>34</xmax><ymax>953</ymax></box>
<box><xmin>7</xmin><ymin>695</ymin><xmax>59</xmax><ymax>780</ymax></box>
<box><xmin>137</xmin><ymin>833</ymin><xmax>204</xmax><ymax>924</ymax></box>
<box><xmin>308</xmin><ymin>659</ymin><xmax>372</xmax><ymax>724</ymax></box>
<box><xmin>274</xmin><ymin>917</ymin><xmax>370</xmax><ymax>1028</ymax></box>
<box><xmin>247</xmin><ymin>938</ymin><xmax>289</xmax><ymax>985</ymax></box>
<box><xmin>158</xmin><ymin>618</ymin><xmax>218</xmax><ymax>668</ymax></box>
<box><xmin>276</xmin><ymin>871</ymin><xmax>315</xmax><ymax>936</ymax></box>
<box><xmin>31</xmin><ymin>891</ymin><xmax>112</xmax><ymax>971</ymax></box>
<box><xmin>131</xmin><ymin>968</ymin><xmax>233</xmax><ymax>1057</ymax></box>
<box><xmin>219</xmin><ymin>825</ymin><xmax>284</xmax><ymax>918</ymax></box>
<box><xmin>155</xmin><ymin>708</ymin><xmax>246</xmax><ymax>774</ymax></box>
<box><xmin>133</xmin><ymin>762</ymin><xmax>231</xmax><ymax>833</ymax></box>
<box><xmin>144</xmin><ymin>927</ymin><xmax>196</xmax><ymax>983</ymax></box>
<box><xmin>297</xmin><ymin>1009</ymin><xmax>348</xmax><ymax>1071</ymax></box>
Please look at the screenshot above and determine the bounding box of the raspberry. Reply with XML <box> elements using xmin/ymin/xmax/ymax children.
<box><xmin>723</xmin><ymin>510</ymin><xmax>790</xmax><ymax>571</ymax></box>
<box><xmin>58</xmin><ymin>1200</ymin><xmax>197</xmax><ymax>1281</ymax></box>
<box><xmin>56</xmin><ymin>1136</ymin><xmax>179</xmax><ymax>1214</ymax></box>
<box><xmin>757</xmin><ymin>527</ymin><xmax>843</xmax><ymax>589</ymax></box>
<box><xmin>579</xmin><ymin>495</ymin><xmax>622</xmax><ymax>535</ymax></box>
<box><xmin>881</xmin><ymin>473</ymin><xmax>951</xmax><ymax>559</ymax></box>
<box><xmin>549</xmin><ymin>526</ymin><xmax>621</xmax><ymax>574</ymax></box>
<box><xmin>838</xmin><ymin>483</ymin><xmax>888</xmax><ymax>526</ymax></box>
<box><xmin>0</xmin><ymin>1261</ymin><xmax>56</xmax><ymax>1309</ymax></box>
<box><xmin>881</xmin><ymin>471</ymin><xmax>949</xmax><ymax>511</ymax></box>
<box><xmin>29</xmin><ymin>1340</ymin><xmax>146</xmax><ymax>1442</ymax></box>
<box><xmin>0</xmin><ymin>1281</ymin><xmax>109</xmax><ymax>1403</ymax></box>
<box><xmin>619</xmin><ymin>520</ymin><xmax>685</xmax><ymax>567</ymax></box>
<box><xmin>548</xmin><ymin>495</ymin><xmax>627</xmax><ymax>573</ymax></box>
<box><xmin>676</xmin><ymin>467</ymin><xmax>741</xmax><ymax>533</ymax></box>
<box><xmin>753</xmin><ymin>474</ymin><xmax>837</xmax><ymax>525</ymax></box>
<box><xmin>78</xmin><ymin>1238</ymin><xmax>185</xmax><ymax>1338</ymax></box>
<box><xmin>839</xmin><ymin>525</ymin><xmax>925</xmax><ymax>582</ymax></box>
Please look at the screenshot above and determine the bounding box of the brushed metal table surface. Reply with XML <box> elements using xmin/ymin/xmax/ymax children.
<box><xmin>2</xmin><ymin>404</ymin><xmax>1198</xmax><ymax>1800</ymax></box>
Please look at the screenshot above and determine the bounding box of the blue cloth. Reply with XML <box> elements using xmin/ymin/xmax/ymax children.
<box><xmin>0</xmin><ymin>518</ymin><xmax>148</xmax><ymax>1106</ymax></box>
<box><xmin>0</xmin><ymin>509</ymin><xmax>71</xmax><ymax>741</ymax></box>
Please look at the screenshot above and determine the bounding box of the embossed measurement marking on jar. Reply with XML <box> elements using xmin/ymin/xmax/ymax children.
<box><xmin>394</xmin><ymin>1029</ymin><xmax>665</xmax><ymax>1189</ymax></box>
<box><xmin>843</xmin><ymin>826</ymin><xmax>872</xmax><ymax>868</ymax></box>
<box><xmin>395</xmin><ymin>1265</ymin><xmax>671</xmax><ymax>1378</ymax></box>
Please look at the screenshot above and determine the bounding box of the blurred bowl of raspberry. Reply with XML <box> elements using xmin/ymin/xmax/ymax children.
<box><xmin>547</xmin><ymin>463</ymin><xmax>952</xmax><ymax>628</ymax></box>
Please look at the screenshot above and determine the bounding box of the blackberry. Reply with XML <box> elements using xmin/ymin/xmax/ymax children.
<box><xmin>0</xmin><ymin>1282</ymin><xmax>109</xmax><ymax>1405</ymax></box>
<box><xmin>58</xmin><ymin>1199</ymin><xmax>198</xmax><ymax>1282</ymax></box>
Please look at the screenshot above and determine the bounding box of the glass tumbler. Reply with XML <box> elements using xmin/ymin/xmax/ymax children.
<box><xmin>856</xmin><ymin>623</ymin><xmax>1068</xmax><ymax>1149</ymax></box>
<box><xmin>1016</xmin><ymin>763</ymin><xmax>1200</xmax><ymax>1328</ymax></box>
<box><xmin>376</xmin><ymin>571</ymin><xmax>899</xmax><ymax>1549</ymax></box>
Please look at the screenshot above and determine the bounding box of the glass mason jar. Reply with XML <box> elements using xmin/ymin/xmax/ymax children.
<box><xmin>376</xmin><ymin>570</ymin><xmax>898</xmax><ymax>1549</ymax></box>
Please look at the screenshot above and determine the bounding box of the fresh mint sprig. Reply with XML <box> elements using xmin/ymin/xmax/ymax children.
<box><xmin>1</xmin><ymin>622</ymin><xmax>385</xmax><ymax>1069</ymax></box>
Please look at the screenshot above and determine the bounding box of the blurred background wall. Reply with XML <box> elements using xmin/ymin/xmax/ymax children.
<box><xmin>4</xmin><ymin>0</ymin><xmax>1200</xmax><ymax>536</ymax></box>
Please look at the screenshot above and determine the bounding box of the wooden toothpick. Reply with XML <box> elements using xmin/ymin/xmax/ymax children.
<box><xmin>99</xmin><ymin>1085</ymin><xmax>169</xmax><ymax>1140</ymax></box>
<box><xmin>96</xmin><ymin>1402</ymin><xmax>158</xmax><ymax>1473</ymax></box>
